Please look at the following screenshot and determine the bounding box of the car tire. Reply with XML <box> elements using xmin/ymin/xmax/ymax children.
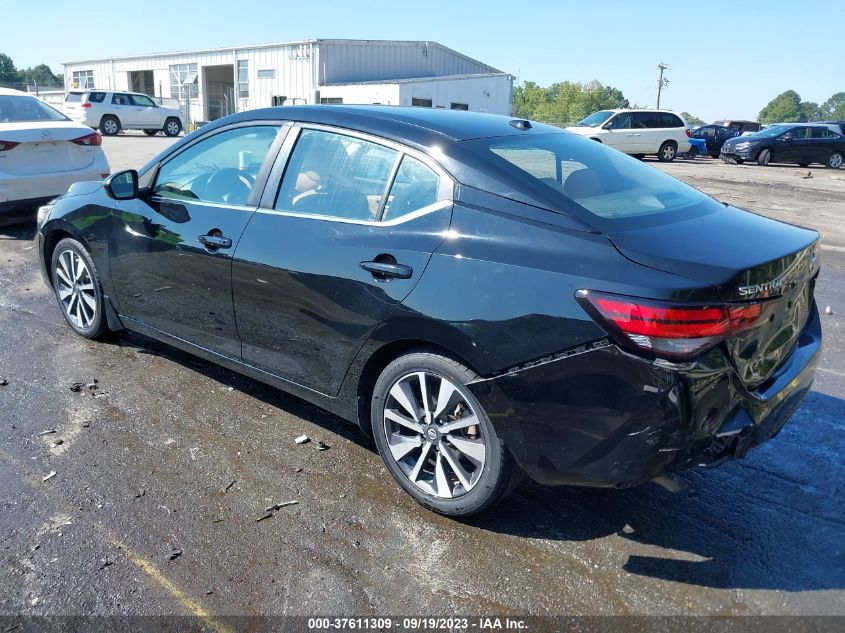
<box><xmin>143</xmin><ymin>129</ymin><xmax>160</xmax><ymax>136</ymax></box>
<box><xmin>657</xmin><ymin>141</ymin><xmax>677</xmax><ymax>162</ymax></box>
<box><xmin>826</xmin><ymin>152</ymin><xmax>843</xmax><ymax>169</ymax></box>
<box><xmin>50</xmin><ymin>238</ymin><xmax>109</xmax><ymax>340</ymax></box>
<box><xmin>164</xmin><ymin>118</ymin><xmax>182</xmax><ymax>137</ymax></box>
<box><xmin>687</xmin><ymin>146</ymin><xmax>698</xmax><ymax>159</ymax></box>
<box><xmin>710</xmin><ymin>153</ymin><xmax>720</xmax><ymax>159</ymax></box>
<box><xmin>99</xmin><ymin>116</ymin><xmax>120</xmax><ymax>136</ymax></box>
<box><xmin>370</xmin><ymin>351</ymin><xmax>523</xmax><ymax>516</ymax></box>
<box><xmin>757</xmin><ymin>149</ymin><xmax>772</xmax><ymax>166</ymax></box>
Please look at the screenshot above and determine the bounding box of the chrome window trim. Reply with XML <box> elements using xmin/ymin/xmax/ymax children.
<box><xmin>255</xmin><ymin>199</ymin><xmax>452</xmax><ymax>227</ymax></box>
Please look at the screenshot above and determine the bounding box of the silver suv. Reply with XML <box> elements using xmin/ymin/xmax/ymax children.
<box><xmin>63</xmin><ymin>90</ymin><xmax>183</xmax><ymax>137</ymax></box>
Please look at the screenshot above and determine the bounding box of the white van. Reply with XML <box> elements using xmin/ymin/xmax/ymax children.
<box><xmin>566</xmin><ymin>109</ymin><xmax>691</xmax><ymax>161</ymax></box>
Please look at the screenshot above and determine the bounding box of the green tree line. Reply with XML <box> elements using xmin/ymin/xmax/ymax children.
<box><xmin>0</xmin><ymin>53</ymin><xmax>63</xmax><ymax>90</ymax></box>
<box><xmin>758</xmin><ymin>90</ymin><xmax>845</xmax><ymax>123</ymax></box>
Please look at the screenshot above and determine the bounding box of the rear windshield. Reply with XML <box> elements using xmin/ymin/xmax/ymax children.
<box><xmin>65</xmin><ymin>92</ymin><xmax>84</xmax><ymax>103</ymax></box>
<box><xmin>0</xmin><ymin>95</ymin><xmax>69</xmax><ymax>122</ymax></box>
<box><xmin>466</xmin><ymin>133</ymin><xmax>715</xmax><ymax>226</ymax></box>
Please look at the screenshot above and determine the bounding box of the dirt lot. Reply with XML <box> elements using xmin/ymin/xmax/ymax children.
<box><xmin>1</xmin><ymin>137</ymin><xmax>843</xmax><ymax>627</ymax></box>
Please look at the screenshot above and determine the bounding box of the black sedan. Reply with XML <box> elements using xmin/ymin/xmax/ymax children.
<box><xmin>721</xmin><ymin>123</ymin><xmax>845</xmax><ymax>168</ymax></box>
<box><xmin>690</xmin><ymin>124</ymin><xmax>738</xmax><ymax>158</ymax></box>
<box><xmin>36</xmin><ymin>106</ymin><xmax>821</xmax><ymax>515</ymax></box>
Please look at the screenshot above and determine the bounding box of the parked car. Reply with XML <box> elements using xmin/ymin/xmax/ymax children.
<box><xmin>37</xmin><ymin>106</ymin><xmax>821</xmax><ymax>515</ymax></box>
<box><xmin>683</xmin><ymin>137</ymin><xmax>707</xmax><ymax>158</ymax></box>
<box><xmin>63</xmin><ymin>90</ymin><xmax>183</xmax><ymax>137</ymax></box>
<box><xmin>566</xmin><ymin>109</ymin><xmax>691</xmax><ymax>161</ymax></box>
<box><xmin>720</xmin><ymin>123</ymin><xmax>845</xmax><ymax>168</ymax></box>
<box><xmin>0</xmin><ymin>87</ymin><xmax>110</xmax><ymax>215</ymax></box>
<box><xmin>713</xmin><ymin>119</ymin><xmax>761</xmax><ymax>135</ymax></box>
<box><xmin>690</xmin><ymin>124</ymin><xmax>739</xmax><ymax>158</ymax></box>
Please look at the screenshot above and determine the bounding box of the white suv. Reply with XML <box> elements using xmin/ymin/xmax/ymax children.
<box><xmin>566</xmin><ymin>109</ymin><xmax>691</xmax><ymax>161</ymax></box>
<box><xmin>63</xmin><ymin>90</ymin><xmax>183</xmax><ymax>137</ymax></box>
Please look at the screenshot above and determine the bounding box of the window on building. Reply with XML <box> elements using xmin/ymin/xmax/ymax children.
<box><xmin>71</xmin><ymin>70</ymin><xmax>94</xmax><ymax>89</ymax></box>
<box><xmin>257</xmin><ymin>69</ymin><xmax>276</xmax><ymax>79</ymax></box>
<box><xmin>411</xmin><ymin>98</ymin><xmax>432</xmax><ymax>108</ymax></box>
<box><xmin>237</xmin><ymin>60</ymin><xmax>249</xmax><ymax>99</ymax></box>
<box><xmin>450</xmin><ymin>102</ymin><xmax>469</xmax><ymax>111</ymax></box>
<box><xmin>320</xmin><ymin>97</ymin><xmax>343</xmax><ymax>105</ymax></box>
<box><xmin>169</xmin><ymin>63</ymin><xmax>198</xmax><ymax>100</ymax></box>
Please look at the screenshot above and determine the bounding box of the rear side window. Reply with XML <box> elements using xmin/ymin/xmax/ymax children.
<box><xmin>382</xmin><ymin>156</ymin><xmax>440</xmax><ymax>221</ymax></box>
<box><xmin>275</xmin><ymin>129</ymin><xmax>398</xmax><ymax>221</ymax></box>
<box><xmin>632</xmin><ymin>111</ymin><xmax>660</xmax><ymax>129</ymax></box>
<box><xmin>811</xmin><ymin>127</ymin><xmax>836</xmax><ymax>139</ymax></box>
<box><xmin>88</xmin><ymin>92</ymin><xmax>106</xmax><ymax>103</ymax></box>
<box><xmin>658</xmin><ymin>113</ymin><xmax>683</xmax><ymax>128</ymax></box>
<box><xmin>471</xmin><ymin>133</ymin><xmax>712</xmax><ymax>225</ymax></box>
<box><xmin>111</xmin><ymin>93</ymin><xmax>130</xmax><ymax>106</ymax></box>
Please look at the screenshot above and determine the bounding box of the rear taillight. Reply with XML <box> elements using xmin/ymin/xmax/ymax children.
<box><xmin>0</xmin><ymin>140</ymin><xmax>19</xmax><ymax>151</ymax></box>
<box><xmin>685</xmin><ymin>128</ymin><xmax>691</xmax><ymax>137</ymax></box>
<box><xmin>82</xmin><ymin>103</ymin><xmax>92</xmax><ymax>108</ymax></box>
<box><xmin>576</xmin><ymin>290</ymin><xmax>767</xmax><ymax>360</ymax></box>
<box><xmin>71</xmin><ymin>131</ymin><xmax>102</xmax><ymax>147</ymax></box>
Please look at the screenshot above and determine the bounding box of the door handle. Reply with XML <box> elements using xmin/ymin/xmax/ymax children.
<box><xmin>197</xmin><ymin>233</ymin><xmax>232</xmax><ymax>249</ymax></box>
<box><xmin>360</xmin><ymin>260</ymin><xmax>413</xmax><ymax>280</ymax></box>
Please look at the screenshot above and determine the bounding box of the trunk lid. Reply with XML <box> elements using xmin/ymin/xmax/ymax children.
<box><xmin>0</xmin><ymin>122</ymin><xmax>97</xmax><ymax>176</ymax></box>
<box><xmin>607</xmin><ymin>205</ymin><xmax>819</xmax><ymax>388</ymax></box>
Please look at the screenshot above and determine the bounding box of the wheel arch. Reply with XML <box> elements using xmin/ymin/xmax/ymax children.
<box><xmin>41</xmin><ymin>223</ymin><xmax>90</xmax><ymax>285</ymax></box>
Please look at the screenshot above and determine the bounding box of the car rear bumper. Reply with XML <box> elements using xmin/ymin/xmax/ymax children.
<box><xmin>467</xmin><ymin>305</ymin><xmax>821</xmax><ymax>488</ymax></box>
<box><xmin>0</xmin><ymin>163</ymin><xmax>109</xmax><ymax>211</ymax></box>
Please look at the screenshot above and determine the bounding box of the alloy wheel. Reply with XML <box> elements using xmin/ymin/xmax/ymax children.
<box><xmin>166</xmin><ymin>121</ymin><xmax>180</xmax><ymax>136</ymax></box>
<box><xmin>831</xmin><ymin>153</ymin><xmax>843</xmax><ymax>169</ymax></box>
<box><xmin>663</xmin><ymin>145</ymin><xmax>675</xmax><ymax>160</ymax></box>
<box><xmin>382</xmin><ymin>371</ymin><xmax>487</xmax><ymax>499</ymax></box>
<box><xmin>103</xmin><ymin>119</ymin><xmax>118</xmax><ymax>135</ymax></box>
<box><xmin>54</xmin><ymin>249</ymin><xmax>97</xmax><ymax>329</ymax></box>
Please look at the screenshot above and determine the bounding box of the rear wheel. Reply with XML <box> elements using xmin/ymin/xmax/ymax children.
<box><xmin>100</xmin><ymin>115</ymin><xmax>120</xmax><ymax>136</ymax></box>
<box><xmin>827</xmin><ymin>152</ymin><xmax>843</xmax><ymax>169</ymax></box>
<box><xmin>370</xmin><ymin>351</ymin><xmax>522</xmax><ymax>516</ymax></box>
<box><xmin>50</xmin><ymin>238</ymin><xmax>109</xmax><ymax>339</ymax></box>
<box><xmin>143</xmin><ymin>129</ymin><xmax>159</xmax><ymax>136</ymax></box>
<box><xmin>164</xmin><ymin>118</ymin><xmax>182</xmax><ymax>137</ymax></box>
<box><xmin>657</xmin><ymin>141</ymin><xmax>677</xmax><ymax>162</ymax></box>
<box><xmin>686</xmin><ymin>146</ymin><xmax>698</xmax><ymax>159</ymax></box>
<box><xmin>757</xmin><ymin>149</ymin><xmax>772</xmax><ymax>166</ymax></box>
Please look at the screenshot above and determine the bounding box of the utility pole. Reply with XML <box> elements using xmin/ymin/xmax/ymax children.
<box><xmin>656</xmin><ymin>62</ymin><xmax>670</xmax><ymax>108</ymax></box>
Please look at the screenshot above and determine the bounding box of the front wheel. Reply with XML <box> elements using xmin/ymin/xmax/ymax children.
<box><xmin>657</xmin><ymin>141</ymin><xmax>677</xmax><ymax>162</ymax></box>
<box><xmin>827</xmin><ymin>152</ymin><xmax>843</xmax><ymax>169</ymax></box>
<box><xmin>50</xmin><ymin>238</ymin><xmax>109</xmax><ymax>339</ymax></box>
<box><xmin>370</xmin><ymin>352</ymin><xmax>522</xmax><ymax>516</ymax></box>
<box><xmin>757</xmin><ymin>149</ymin><xmax>772</xmax><ymax>166</ymax></box>
<box><xmin>164</xmin><ymin>118</ymin><xmax>182</xmax><ymax>137</ymax></box>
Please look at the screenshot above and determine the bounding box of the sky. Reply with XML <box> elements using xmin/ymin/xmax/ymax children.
<box><xmin>4</xmin><ymin>0</ymin><xmax>840</xmax><ymax>122</ymax></box>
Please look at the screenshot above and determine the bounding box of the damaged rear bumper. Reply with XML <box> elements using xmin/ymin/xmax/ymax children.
<box><xmin>467</xmin><ymin>306</ymin><xmax>821</xmax><ymax>488</ymax></box>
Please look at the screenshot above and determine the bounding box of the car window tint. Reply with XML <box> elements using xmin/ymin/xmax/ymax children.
<box><xmin>382</xmin><ymin>155</ymin><xmax>441</xmax><ymax>221</ymax></box>
<box><xmin>632</xmin><ymin>112</ymin><xmax>657</xmax><ymax>129</ymax></box>
<box><xmin>88</xmin><ymin>92</ymin><xmax>106</xmax><ymax>103</ymax></box>
<box><xmin>810</xmin><ymin>127</ymin><xmax>833</xmax><ymax>139</ymax></box>
<box><xmin>608</xmin><ymin>113</ymin><xmax>632</xmax><ymax>129</ymax></box>
<box><xmin>130</xmin><ymin>94</ymin><xmax>155</xmax><ymax>107</ymax></box>
<box><xmin>0</xmin><ymin>95</ymin><xmax>68</xmax><ymax>123</ymax></box>
<box><xmin>153</xmin><ymin>125</ymin><xmax>282</xmax><ymax>205</ymax></box>
<box><xmin>698</xmin><ymin>127</ymin><xmax>715</xmax><ymax>138</ymax></box>
<box><xmin>275</xmin><ymin>129</ymin><xmax>398</xmax><ymax>222</ymax></box>
<box><xmin>658</xmin><ymin>113</ymin><xmax>682</xmax><ymax>128</ymax></box>
<box><xmin>111</xmin><ymin>93</ymin><xmax>130</xmax><ymax>106</ymax></box>
<box><xmin>478</xmin><ymin>134</ymin><xmax>711</xmax><ymax>223</ymax></box>
<box><xmin>787</xmin><ymin>128</ymin><xmax>809</xmax><ymax>140</ymax></box>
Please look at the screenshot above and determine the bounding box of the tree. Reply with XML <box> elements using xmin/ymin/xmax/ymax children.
<box><xmin>680</xmin><ymin>111</ymin><xmax>705</xmax><ymax>125</ymax></box>
<box><xmin>759</xmin><ymin>90</ymin><xmax>805</xmax><ymax>123</ymax></box>
<box><xmin>822</xmin><ymin>92</ymin><xmax>845</xmax><ymax>120</ymax></box>
<box><xmin>512</xmin><ymin>79</ymin><xmax>629</xmax><ymax>127</ymax></box>
<box><xmin>800</xmin><ymin>101</ymin><xmax>822</xmax><ymax>122</ymax></box>
<box><xmin>18</xmin><ymin>63</ymin><xmax>62</xmax><ymax>88</ymax></box>
<box><xmin>0</xmin><ymin>53</ymin><xmax>17</xmax><ymax>85</ymax></box>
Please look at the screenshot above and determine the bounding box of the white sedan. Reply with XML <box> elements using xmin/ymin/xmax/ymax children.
<box><xmin>0</xmin><ymin>88</ymin><xmax>110</xmax><ymax>215</ymax></box>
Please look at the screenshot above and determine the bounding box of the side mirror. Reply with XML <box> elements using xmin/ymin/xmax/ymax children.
<box><xmin>105</xmin><ymin>169</ymin><xmax>139</xmax><ymax>200</ymax></box>
<box><xmin>602</xmin><ymin>122</ymin><xmax>613</xmax><ymax>130</ymax></box>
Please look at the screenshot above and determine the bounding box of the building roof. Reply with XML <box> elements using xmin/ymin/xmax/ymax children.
<box><xmin>63</xmin><ymin>39</ymin><xmax>500</xmax><ymax>73</ymax></box>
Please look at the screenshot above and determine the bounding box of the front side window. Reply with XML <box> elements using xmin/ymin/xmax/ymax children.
<box><xmin>697</xmin><ymin>126</ymin><xmax>715</xmax><ymax>138</ymax></box>
<box><xmin>275</xmin><ymin>129</ymin><xmax>398</xmax><ymax>221</ymax></box>
<box><xmin>607</xmin><ymin>113</ymin><xmax>632</xmax><ymax>129</ymax></box>
<box><xmin>237</xmin><ymin>60</ymin><xmax>249</xmax><ymax>99</ymax></box>
<box><xmin>154</xmin><ymin>125</ymin><xmax>282</xmax><ymax>205</ymax></box>
<box><xmin>0</xmin><ymin>95</ymin><xmax>68</xmax><ymax>123</ymax></box>
<box><xmin>170</xmin><ymin>63</ymin><xmax>198</xmax><ymax>100</ymax></box>
<box><xmin>383</xmin><ymin>156</ymin><xmax>441</xmax><ymax>221</ymax></box>
<box><xmin>130</xmin><ymin>94</ymin><xmax>155</xmax><ymax>107</ymax></box>
<box><xmin>470</xmin><ymin>133</ymin><xmax>714</xmax><ymax>225</ymax></box>
<box><xmin>784</xmin><ymin>128</ymin><xmax>808</xmax><ymax>140</ymax></box>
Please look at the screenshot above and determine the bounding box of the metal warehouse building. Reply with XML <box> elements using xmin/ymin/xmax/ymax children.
<box><xmin>63</xmin><ymin>39</ymin><xmax>513</xmax><ymax>124</ymax></box>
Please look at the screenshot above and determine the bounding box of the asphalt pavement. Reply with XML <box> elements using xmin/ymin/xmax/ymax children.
<box><xmin>1</xmin><ymin>136</ymin><xmax>843</xmax><ymax>626</ymax></box>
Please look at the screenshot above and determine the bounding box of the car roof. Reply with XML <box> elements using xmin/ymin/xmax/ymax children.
<box><xmin>222</xmin><ymin>105</ymin><xmax>564</xmax><ymax>143</ymax></box>
<box><xmin>0</xmin><ymin>87</ymin><xmax>32</xmax><ymax>97</ymax></box>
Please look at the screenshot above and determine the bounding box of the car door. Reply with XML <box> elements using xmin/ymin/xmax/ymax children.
<box><xmin>809</xmin><ymin>127</ymin><xmax>836</xmax><ymax>163</ymax></box>
<box><xmin>630</xmin><ymin>111</ymin><xmax>658</xmax><ymax>152</ymax></box>
<box><xmin>714</xmin><ymin>126</ymin><xmax>735</xmax><ymax>154</ymax></box>
<box><xmin>776</xmin><ymin>127</ymin><xmax>809</xmax><ymax>163</ymax></box>
<box><xmin>602</xmin><ymin>112</ymin><xmax>635</xmax><ymax>153</ymax></box>
<box><xmin>108</xmin><ymin>123</ymin><xmax>285</xmax><ymax>358</ymax></box>
<box><xmin>110</xmin><ymin>93</ymin><xmax>134</xmax><ymax>127</ymax></box>
<box><xmin>128</xmin><ymin>93</ymin><xmax>160</xmax><ymax>127</ymax></box>
<box><xmin>232</xmin><ymin>125</ymin><xmax>453</xmax><ymax>395</ymax></box>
